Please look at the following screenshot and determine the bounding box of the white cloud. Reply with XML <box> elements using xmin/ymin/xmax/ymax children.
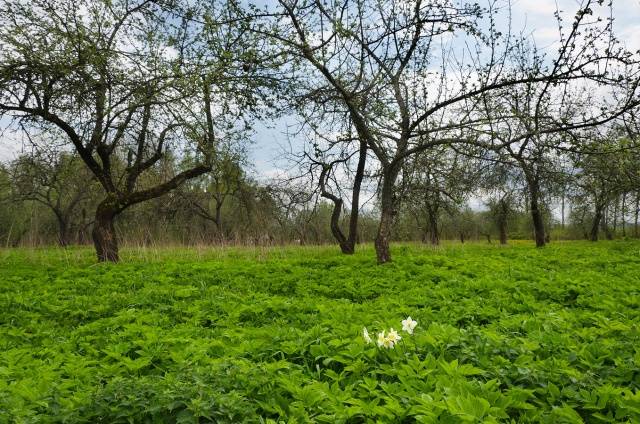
<box><xmin>514</xmin><ymin>0</ymin><xmax>558</xmax><ymax>16</ymax></box>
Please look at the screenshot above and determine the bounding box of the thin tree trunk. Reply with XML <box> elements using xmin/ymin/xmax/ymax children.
<box><xmin>635</xmin><ymin>193</ymin><xmax>639</xmax><ymax>238</ymax></box>
<box><xmin>527</xmin><ymin>178</ymin><xmax>546</xmax><ymax>247</ymax></box>
<box><xmin>329</xmin><ymin>197</ymin><xmax>350</xmax><ymax>252</ymax></box>
<box><xmin>375</xmin><ymin>165</ymin><xmax>400</xmax><ymax>264</ymax></box>
<box><xmin>319</xmin><ymin>140</ymin><xmax>367</xmax><ymax>255</ymax></box>
<box><xmin>603</xmin><ymin>206</ymin><xmax>613</xmax><ymax>240</ymax></box>
<box><xmin>621</xmin><ymin>193</ymin><xmax>626</xmax><ymax>237</ymax></box>
<box><xmin>498</xmin><ymin>198</ymin><xmax>508</xmax><ymax>245</ymax></box>
<box><xmin>346</xmin><ymin>139</ymin><xmax>367</xmax><ymax>250</ymax></box>
<box><xmin>319</xmin><ymin>170</ymin><xmax>351</xmax><ymax>254</ymax></box>
<box><xmin>561</xmin><ymin>193</ymin><xmax>565</xmax><ymax>228</ymax></box>
<box><xmin>214</xmin><ymin>201</ymin><xmax>224</xmax><ymax>241</ymax></box>
<box><xmin>92</xmin><ymin>199</ymin><xmax>119</xmax><ymax>262</ymax></box>
<box><xmin>426</xmin><ymin>206</ymin><xmax>439</xmax><ymax>246</ymax></box>
<box><xmin>590</xmin><ymin>206</ymin><xmax>602</xmax><ymax>241</ymax></box>
<box><xmin>613</xmin><ymin>196</ymin><xmax>618</xmax><ymax>234</ymax></box>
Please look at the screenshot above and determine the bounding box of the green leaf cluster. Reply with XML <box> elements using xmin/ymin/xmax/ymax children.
<box><xmin>0</xmin><ymin>241</ymin><xmax>639</xmax><ymax>422</ymax></box>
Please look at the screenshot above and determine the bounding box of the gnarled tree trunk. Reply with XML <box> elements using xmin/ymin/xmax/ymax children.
<box><xmin>319</xmin><ymin>140</ymin><xmax>367</xmax><ymax>255</ymax></box>
<box><xmin>57</xmin><ymin>218</ymin><xmax>71</xmax><ymax>247</ymax></box>
<box><xmin>526</xmin><ymin>175</ymin><xmax>546</xmax><ymax>247</ymax></box>
<box><xmin>375</xmin><ymin>165</ymin><xmax>400</xmax><ymax>264</ymax></box>
<box><xmin>52</xmin><ymin>210</ymin><xmax>72</xmax><ymax>247</ymax></box>
<box><xmin>319</xmin><ymin>172</ymin><xmax>351</xmax><ymax>254</ymax></box>
<box><xmin>92</xmin><ymin>199</ymin><xmax>120</xmax><ymax>262</ymax></box>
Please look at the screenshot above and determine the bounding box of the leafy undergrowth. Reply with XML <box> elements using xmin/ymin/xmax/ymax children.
<box><xmin>1</xmin><ymin>241</ymin><xmax>639</xmax><ymax>423</ymax></box>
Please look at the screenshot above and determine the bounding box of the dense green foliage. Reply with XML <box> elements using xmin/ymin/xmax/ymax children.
<box><xmin>1</xmin><ymin>242</ymin><xmax>639</xmax><ymax>423</ymax></box>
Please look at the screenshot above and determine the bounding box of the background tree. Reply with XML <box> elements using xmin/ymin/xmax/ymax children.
<box><xmin>261</xmin><ymin>0</ymin><xmax>639</xmax><ymax>262</ymax></box>
<box><xmin>0</xmin><ymin>0</ymin><xmax>275</xmax><ymax>261</ymax></box>
<box><xmin>401</xmin><ymin>147</ymin><xmax>478</xmax><ymax>245</ymax></box>
<box><xmin>478</xmin><ymin>160</ymin><xmax>523</xmax><ymax>245</ymax></box>
<box><xmin>572</xmin><ymin>132</ymin><xmax>639</xmax><ymax>241</ymax></box>
<box><xmin>295</xmin><ymin>122</ymin><xmax>371</xmax><ymax>254</ymax></box>
<box><xmin>179</xmin><ymin>147</ymin><xmax>249</xmax><ymax>239</ymax></box>
<box><xmin>9</xmin><ymin>149</ymin><xmax>97</xmax><ymax>246</ymax></box>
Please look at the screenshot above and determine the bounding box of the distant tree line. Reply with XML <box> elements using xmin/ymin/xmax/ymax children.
<box><xmin>1</xmin><ymin>138</ymin><xmax>638</xmax><ymax>248</ymax></box>
<box><xmin>1</xmin><ymin>0</ymin><xmax>639</xmax><ymax>262</ymax></box>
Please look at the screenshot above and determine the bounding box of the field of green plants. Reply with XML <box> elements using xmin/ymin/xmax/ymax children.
<box><xmin>1</xmin><ymin>241</ymin><xmax>639</xmax><ymax>423</ymax></box>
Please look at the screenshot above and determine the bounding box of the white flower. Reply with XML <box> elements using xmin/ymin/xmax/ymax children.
<box><xmin>382</xmin><ymin>336</ymin><xmax>395</xmax><ymax>349</ymax></box>
<box><xmin>363</xmin><ymin>327</ymin><xmax>372</xmax><ymax>344</ymax></box>
<box><xmin>401</xmin><ymin>317</ymin><xmax>418</xmax><ymax>334</ymax></box>
<box><xmin>387</xmin><ymin>328</ymin><xmax>402</xmax><ymax>345</ymax></box>
<box><xmin>377</xmin><ymin>330</ymin><xmax>386</xmax><ymax>347</ymax></box>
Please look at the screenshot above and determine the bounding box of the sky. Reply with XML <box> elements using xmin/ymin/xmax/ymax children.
<box><xmin>2</xmin><ymin>0</ymin><xmax>640</xmax><ymax>179</ymax></box>
<box><xmin>240</xmin><ymin>0</ymin><xmax>640</xmax><ymax>180</ymax></box>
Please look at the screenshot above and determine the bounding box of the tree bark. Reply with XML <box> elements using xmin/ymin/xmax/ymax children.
<box><xmin>613</xmin><ymin>196</ymin><xmax>618</xmax><ymax>234</ymax></box>
<box><xmin>602</xmin><ymin>206</ymin><xmax>613</xmax><ymax>240</ymax></box>
<box><xmin>635</xmin><ymin>193</ymin><xmax>639</xmax><ymax>238</ymax></box>
<box><xmin>499</xmin><ymin>218</ymin><xmax>507</xmax><ymax>245</ymax></box>
<box><xmin>426</xmin><ymin>206</ymin><xmax>439</xmax><ymax>246</ymax></box>
<box><xmin>327</xmin><ymin>195</ymin><xmax>351</xmax><ymax>253</ymax></box>
<box><xmin>319</xmin><ymin>171</ymin><xmax>351</xmax><ymax>254</ymax></box>
<box><xmin>57</xmin><ymin>217</ymin><xmax>71</xmax><ymax>247</ymax></box>
<box><xmin>621</xmin><ymin>193</ymin><xmax>626</xmax><ymax>237</ymax></box>
<box><xmin>498</xmin><ymin>198</ymin><xmax>508</xmax><ymax>245</ymax></box>
<box><xmin>319</xmin><ymin>140</ymin><xmax>367</xmax><ymax>255</ymax></box>
<box><xmin>92</xmin><ymin>199</ymin><xmax>120</xmax><ymax>262</ymax></box>
<box><xmin>590</xmin><ymin>207</ymin><xmax>602</xmax><ymax>241</ymax></box>
<box><xmin>527</xmin><ymin>176</ymin><xmax>546</xmax><ymax>247</ymax></box>
<box><xmin>52</xmin><ymin>209</ymin><xmax>72</xmax><ymax>247</ymax></box>
<box><xmin>561</xmin><ymin>193</ymin><xmax>565</xmax><ymax>228</ymax></box>
<box><xmin>214</xmin><ymin>200</ymin><xmax>223</xmax><ymax>239</ymax></box>
<box><xmin>346</xmin><ymin>139</ymin><xmax>368</xmax><ymax>252</ymax></box>
<box><xmin>375</xmin><ymin>165</ymin><xmax>400</xmax><ymax>264</ymax></box>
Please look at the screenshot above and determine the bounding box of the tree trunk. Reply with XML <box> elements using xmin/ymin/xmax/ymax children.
<box><xmin>320</xmin><ymin>180</ymin><xmax>350</xmax><ymax>253</ymax></box>
<box><xmin>499</xmin><ymin>219</ymin><xmax>507</xmax><ymax>245</ymax></box>
<box><xmin>498</xmin><ymin>199</ymin><xmax>508</xmax><ymax>245</ymax></box>
<box><xmin>79</xmin><ymin>208</ymin><xmax>89</xmax><ymax>244</ymax></box>
<box><xmin>329</xmin><ymin>197</ymin><xmax>352</xmax><ymax>253</ymax></box>
<box><xmin>603</xmin><ymin>206</ymin><xmax>613</xmax><ymax>240</ymax></box>
<box><xmin>635</xmin><ymin>193</ymin><xmax>639</xmax><ymax>238</ymax></box>
<box><xmin>590</xmin><ymin>207</ymin><xmax>602</xmax><ymax>241</ymax></box>
<box><xmin>561</xmin><ymin>192</ymin><xmax>565</xmax><ymax>228</ymax></box>
<box><xmin>346</xmin><ymin>139</ymin><xmax>368</xmax><ymax>252</ymax></box>
<box><xmin>527</xmin><ymin>177</ymin><xmax>546</xmax><ymax>247</ymax></box>
<box><xmin>374</xmin><ymin>165</ymin><xmax>400</xmax><ymax>264</ymax></box>
<box><xmin>613</xmin><ymin>196</ymin><xmax>618</xmax><ymax>234</ymax></box>
<box><xmin>621</xmin><ymin>193</ymin><xmax>626</xmax><ymax>237</ymax></box>
<box><xmin>92</xmin><ymin>200</ymin><xmax>119</xmax><ymax>262</ymax></box>
<box><xmin>57</xmin><ymin>218</ymin><xmax>71</xmax><ymax>247</ymax></box>
<box><xmin>319</xmin><ymin>140</ymin><xmax>366</xmax><ymax>255</ymax></box>
<box><xmin>426</xmin><ymin>206</ymin><xmax>439</xmax><ymax>246</ymax></box>
<box><xmin>53</xmin><ymin>210</ymin><xmax>71</xmax><ymax>247</ymax></box>
<box><xmin>214</xmin><ymin>201</ymin><xmax>224</xmax><ymax>242</ymax></box>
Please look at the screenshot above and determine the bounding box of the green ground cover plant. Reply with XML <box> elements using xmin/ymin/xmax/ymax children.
<box><xmin>1</xmin><ymin>241</ymin><xmax>639</xmax><ymax>423</ymax></box>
